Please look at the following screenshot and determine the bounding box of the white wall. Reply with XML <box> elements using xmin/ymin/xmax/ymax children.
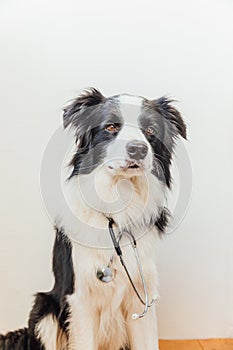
<box><xmin>0</xmin><ymin>0</ymin><xmax>233</xmax><ymax>339</ymax></box>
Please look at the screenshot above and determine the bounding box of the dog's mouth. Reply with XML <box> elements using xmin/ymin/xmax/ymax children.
<box><xmin>108</xmin><ymin>160</ymin><xmax>145</xmax><ymax>175</ymax></box>
<box><xmin>128</xmin><ymin>164</ymin><xmax>139</xmax><ymax>169</ymax></box>
<box><xmin>124</xmin><ymin>160</ymin><xmax>142</xmax><ymax>170</ymax></box>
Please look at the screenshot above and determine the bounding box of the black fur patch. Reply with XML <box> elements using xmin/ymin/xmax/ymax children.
<box><xmin>52</xmin><ymin>226</ymin><xmax>75</xmax><ymax>298</ymax></box>
<box><xmin>63</xmin><ymin>87</ymin><xmax>106</xmax><ymax>129</ymax></box>
<box><xmin>0</xmin><ymin>328</ymin><xmax>30</xmax><ymax>350</ymax></box>
<box><xmin>28</xmin><ymin>227</ymin><xmax>74</xmax><ymax>340</ymax></box>
<box><xmin>155</xmin><ymin>208</ymin><xmax>170</xmax><ymax>234</ymax></box>
<box><xmin>154</xmin><ymin>97</ymin><xmax>186</xmax><ymax>140</ymax></box>
<box><xmin>140</xmin><ymin>97</ymin><xmax>187</xmax><ymax>187</ymax></box>
<box><xmin>63</xmin><ymin>88</ymin><xmax>123</xmax><ymax>177</ymax></box>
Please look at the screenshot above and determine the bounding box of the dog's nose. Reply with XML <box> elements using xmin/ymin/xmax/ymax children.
<box><xmin>126</xmin><ymin>140</ymin><xmax>148</xmax><ymax>160</ymax></box>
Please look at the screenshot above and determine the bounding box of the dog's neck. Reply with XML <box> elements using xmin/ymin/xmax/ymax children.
<box><xmin>61</xmin><ymin>165</ymin><xmax>166</xmax><ymax>247</ymax></box>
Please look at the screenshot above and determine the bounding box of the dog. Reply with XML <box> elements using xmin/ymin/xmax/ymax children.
<box><xmin>0</xmin><ymin>88</ymin><xmax>186</xmax><ymax>350</ymax></box>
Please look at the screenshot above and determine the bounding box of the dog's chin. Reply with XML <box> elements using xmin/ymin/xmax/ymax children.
<box><xmin>106</xmin><ymin>160</ymin><xmax>146</xmax><ymax>178</ymax></box>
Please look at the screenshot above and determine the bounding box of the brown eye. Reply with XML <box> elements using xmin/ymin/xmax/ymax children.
<box><xmin>146</xmin><ymin>126</ymin><xmax>155</xmax><ymax>135</ymax></box>
<box><xmin>105</xmin><ymin>124</ymin><xmax>118</xmax><ymax>133</ymax></box>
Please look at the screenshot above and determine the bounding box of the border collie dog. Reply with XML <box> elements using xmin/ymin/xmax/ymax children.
<box><xmin>0</xmin><ymin>88</ymin><xmax>186</xmax><ymax>350</ymax></box>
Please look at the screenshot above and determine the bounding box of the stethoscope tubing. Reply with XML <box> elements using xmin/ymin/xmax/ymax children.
<box><xmin>108</xmin><ymin>218</ymin><xmax>155</xmax><ymax>319</ymax></box>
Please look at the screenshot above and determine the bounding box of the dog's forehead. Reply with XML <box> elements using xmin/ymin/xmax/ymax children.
<box><xmin>114</xmin><ymin>94</ymin><xmax>144</xmax><ymax>125</ymax></box>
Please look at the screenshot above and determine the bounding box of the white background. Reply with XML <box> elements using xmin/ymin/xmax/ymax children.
<box><xmin>0</xmin><ymin>0</ymin><xmax>233</xmax><ymax>339</ymax></box>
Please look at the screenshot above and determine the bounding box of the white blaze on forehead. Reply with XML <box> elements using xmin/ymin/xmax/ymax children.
<box><xmin>105</xmin><ymin>93</ymin><xmax>152</xmax><ymax>171</ymax></box>
<box><xmin>118</xmin><ymin>94</ymin><xmax>143</xmax><ymax>125</ymax></box>
<box><xmin>117</xmin><ymin>124</ymin><xmax>146</xmax><ymax>142</ymax></box>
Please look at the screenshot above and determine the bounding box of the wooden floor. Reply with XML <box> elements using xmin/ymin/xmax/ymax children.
<box><xmin>159</xmin><ymin>339</ymin><xmax>233</xmax><ymax>350</ymax></box>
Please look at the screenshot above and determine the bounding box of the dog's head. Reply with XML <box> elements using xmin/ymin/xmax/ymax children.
<box><xmin>63</xmin><ymin>88</ymin><xmax>186</xmax><ymax>232</ymax></box>
<box><xmin>64</xmin><ymin>88</ymin><xmax>186</xmax><ymax>185</ymax></box>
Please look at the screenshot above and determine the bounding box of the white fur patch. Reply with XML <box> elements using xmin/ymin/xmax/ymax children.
<box><xmin>118</xmin><ymin>95</ymin><xmax>143</xmax><ymax>125</ymax></box>
<box><xmin>62</xmin><ymin>164</ymin><xmax>166</xmax><ymax>247</ymax></box>
<box><xmin>68</xmin><ymin>228</ymin><xmax>159</xmax><ymax>350</ymax></box>
<box><xmin>36</xmin><ymin>315</ymin><xmax>58</xmax><ymax>350</ymax></box>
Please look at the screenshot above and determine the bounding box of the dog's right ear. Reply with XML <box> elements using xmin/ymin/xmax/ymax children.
<box><xmin>63</xmin><ymin>88</ymin><xmax>105</xmax><ymax>129</ymax></box>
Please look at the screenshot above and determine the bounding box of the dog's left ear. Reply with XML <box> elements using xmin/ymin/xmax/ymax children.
<box><xmin>155</xmin><ymin>97</ymin><xmax>187</xmax><ymax>139</ymax></box>
<box><xmin>63</xmin><ymin>88</ymin><xmax>106</xmax><ymax>129</ymax></box>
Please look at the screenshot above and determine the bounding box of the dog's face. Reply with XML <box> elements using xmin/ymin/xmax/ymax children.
<box><xmin>63</xmin><ymin>88</ymin><xmax>186</xmax><ymax>188</ymax></box>
<box><xmin>104</xmin><ymin>95</ymin><xmax>153</xmax><ymax>178</ymax></box>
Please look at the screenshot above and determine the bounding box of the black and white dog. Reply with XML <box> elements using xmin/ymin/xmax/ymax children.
<box><xmin>0</xmin><ymin>88</ymin><xmax>186</xmax><ymax>350</ymax></box>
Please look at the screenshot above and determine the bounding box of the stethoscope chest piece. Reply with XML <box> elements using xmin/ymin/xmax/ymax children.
<box><xmin>96</xmin><ymin>265</ymin><xmax>114</xmax><ymax>283</ymax></box>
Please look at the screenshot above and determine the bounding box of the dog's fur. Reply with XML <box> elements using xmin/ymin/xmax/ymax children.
<box><xmin>0</xmin><ymin>88</ymin><xmax>186</xmax><ymax>350</ymax></box>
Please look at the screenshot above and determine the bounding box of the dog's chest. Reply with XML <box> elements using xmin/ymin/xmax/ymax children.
<box><xmin>72</xmin><ymin>245</ymin><xmax>132</xmax><ymax>301</ymax></box>
<box><xmin>70</xmin><ymin>233</ymin><xmax>158</xmax><ymax>303</ymax></box>
<box><xmin>68</xmin><ymin>247</ymin><xmax>132</xmax><ymax>348</ymax></box>
<box><xmin>68</xmin><ymin>235</ymin><xmax>158</xmax><ymax>349</ymax></box>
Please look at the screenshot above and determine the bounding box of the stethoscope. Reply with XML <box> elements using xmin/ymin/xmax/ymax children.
<box><xmin>107</xmin><ymin>218</ymin><xmax>156</xmax><ymax>320</ymax></box>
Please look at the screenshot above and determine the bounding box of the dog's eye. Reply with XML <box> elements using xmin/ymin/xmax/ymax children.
<box><xmin>146</xmin><ymin>126</ymin><xmax>155</xmax><ymax>135</ymax></box>
<box><xmin>105</xmin><ymin>124</ymin><xmax>119</xmax><ymax>133</ymax></box>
